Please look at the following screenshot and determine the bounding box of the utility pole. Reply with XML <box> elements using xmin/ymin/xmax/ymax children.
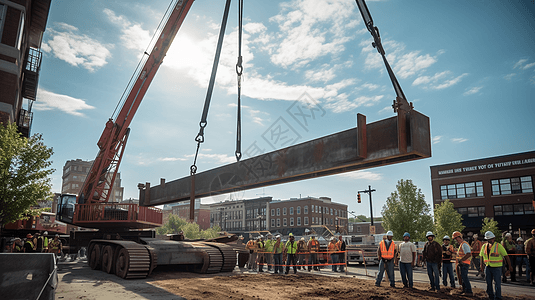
<box><xmin>358</xmin><ymin>185</ymin><xmax>376</xmax><ymax>227</ymax></box>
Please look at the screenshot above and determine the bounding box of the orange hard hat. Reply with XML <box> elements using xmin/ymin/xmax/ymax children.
<box><xmin>452</xmin><ymin>231</ymin><xmax>462</xmax><ymax>239</ymax></box>
<box><xmin>26</xmin><ymin>233</ymin><xmax>33</xmax><ymax>239</ymax></box>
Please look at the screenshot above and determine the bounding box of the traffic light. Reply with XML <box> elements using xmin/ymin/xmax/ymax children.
<box><xmin>357</xmin><ymin>193</ymin><xmax>361</xmax><ymax>203</ymax></box>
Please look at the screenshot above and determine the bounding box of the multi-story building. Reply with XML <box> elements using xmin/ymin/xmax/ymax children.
<box><xmin>61</xmin><ymin>159</ymin><xmax>124</xmax><ymax>202</ymax></box>
<box><xmin>348</xmin><ymin>221</ymin><xmax>385</xmax><ymax>236</ymax></box>
<box><xmin>209</xmin><ymin>197</ymin><xmax>272</xmax><ymax>232</ymax></box>
<box><xmin>430</xmin><ymin>151</ymin><xmax>535</xmax><ymax>235</ymax></box>
<box><xmin>171</xmin><ymin>199</ymin><xmax>211</xmax><ymax>230</ymax></box>
<box><xmin>0</xmin><ymin>0</ymin><xmax>51</xmax><ymax>137</ymax></box>
<box><xmin>267</xmin><ymin>197</ymin><xmax>348</xmax><ymax>236</ymax></box>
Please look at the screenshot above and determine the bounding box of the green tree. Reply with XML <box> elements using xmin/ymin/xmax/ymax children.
<box><xmin>157</xmin><ymin>214</ymin><xmax>221</xmax><ymax>239</ymax></box>
<box><xmin>382</xmin><ymin>179</ymin><xmax>433</xmax><ymax>241</ymax></box>
<box><xmin>481</xmin><ymin>217</ymin><xmax>502</xmax><ymax>243</ymax></box>
<box><xmin>433</xmin><ymin>199</ymin><xmax>465</xmax><ymax>240</ymax></box>
<box><xmin>0</xmin><ymin>123</ymin><xmax>54</xmax><ymax>226</ymax></box>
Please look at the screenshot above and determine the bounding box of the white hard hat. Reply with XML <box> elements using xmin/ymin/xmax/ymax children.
<box><xmin>505</xmin><ymin>233</ymin><xmax>511</xmax><ymax>238</ymax></box>
<box><xmin>443</xmin><ymin>235</ymin><xmax>450</xmax><ymax>240</ymax></box>
<box><xmin>386</xmin><ymin>231</ymin><xmax>393</xmax><ymax>236</ymax></box>
<box><xmin>426</xmin><ymin>231</ymin><xmax>435</xmax><ymax>237</ymax></box>
<box><xmin>276</xmin><ymin>235</ymin><xmax>281</xmax><ymax>239</ymax></box>
<box><xmin>484</xmin><ymin>231</ymin><xmax>495</xmax><ymax>240</ymax></box>
<box><xmin>517</xmin><ymin>237</ymin><xmax>523</xmax><ymax>242</ymax></box>
<box><xmin>43</xmin><ymin>231</ymin><xmax>48</xmax><ymax>235</ymax></box>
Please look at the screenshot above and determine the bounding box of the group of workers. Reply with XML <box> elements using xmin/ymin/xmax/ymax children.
<box><xmin>375</xmin><ymin>228</ymin><xmax>535</xmax><ymax>299</ymax></box>
<box><xmin>11</xmin><ymin>232</ymin><xmax>62</xmax><ymax>256</ymax></box>
<box><xmin>245</xmin><ymin>233</ymin><xmax>346</xmax><ymax>275</ymax></box>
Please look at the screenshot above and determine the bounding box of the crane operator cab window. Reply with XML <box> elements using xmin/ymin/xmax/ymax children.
<box><xmin>57</xmin><ymin>194</ymin><xmax>77</xmax><ymax>224</ymax></box>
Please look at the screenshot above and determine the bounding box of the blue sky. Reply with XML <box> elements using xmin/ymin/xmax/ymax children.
<box><xmin>33</xmin><ymin>0</ymin><xmax>535</xmax><ymax>217</ymax></box>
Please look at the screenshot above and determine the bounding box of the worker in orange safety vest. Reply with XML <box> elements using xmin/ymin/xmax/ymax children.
<box><xmin>375</xmin><ymin>231</ymin><xmax>396</xmax><ymax>287</ymax></box>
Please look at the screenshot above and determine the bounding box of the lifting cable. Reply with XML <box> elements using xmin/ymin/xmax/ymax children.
<box><xmin>190</xmin><ymin>0</ymin><xmax>232</xmax><ymax>177</ymax></box>
<box><xmin>235</xmin><ymin>0</ymin><xmax>244</xmax><ymax>161</ymax></box>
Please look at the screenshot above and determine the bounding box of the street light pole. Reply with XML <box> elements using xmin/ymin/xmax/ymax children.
<box><xmin>358</xmin><ymin>185</ymin><xmax>376</xmax><ymax>227</ymax></box>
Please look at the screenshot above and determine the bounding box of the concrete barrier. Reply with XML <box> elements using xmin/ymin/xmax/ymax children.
<box><xmin>0</xmin><ymin>253</ymin><xmax>57</xmax><ymax>300</ymax></box>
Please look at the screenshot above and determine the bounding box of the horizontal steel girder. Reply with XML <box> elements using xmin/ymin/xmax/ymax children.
<box><xmin>139</xmin><ymin>110</ymin><xmax>431</xmax><ymax>207</ymax></box>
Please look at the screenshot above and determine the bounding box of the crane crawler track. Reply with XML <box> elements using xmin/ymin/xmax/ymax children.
<box><xmin>88</xmin><ymin>240</ymin><xmax>156</xmax><ymax>279</ymax></box>
<box><xmin>201</xmin><ymin>242</ymin><xmax>237</xmax><ymax>273</ymax></box>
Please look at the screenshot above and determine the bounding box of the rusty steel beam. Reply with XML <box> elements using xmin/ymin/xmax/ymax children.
<box><xmin>139</xmin><ymin>109</ymin><xmax>431</xmax><ymax>207</ymax></box>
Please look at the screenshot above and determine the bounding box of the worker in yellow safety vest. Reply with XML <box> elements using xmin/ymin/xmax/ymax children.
<box><xmin>480</xmin><ymin>231</ymin><xmax>512</xmax><ymax>300</ymax></box>
<box><xmin>48</xmin><ymin>234</ymin><xmax>63</xmax><ymax>257</ymax></box>
<box><xmin>375</xmin><ymin>231</ymin><xmax>396</xmax><ymax>287</ymax></box>
<box><xmin>284</xmin><ymin>233</ymin><xmax>298</xmax><ymax>274</ymax></box>
<box><xmin>24</xmin><ymin>233</ymin><xmax>35</xmax><ymax>253</ymax></box>
<box><xmin>453</xmin><ymin>231</ymin><xmax>472</xmax><ymax>295</ymax></box>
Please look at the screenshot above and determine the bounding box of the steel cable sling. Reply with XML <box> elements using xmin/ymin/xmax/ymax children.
<box><xmin>235</xmin><ymin>0</ymin><xmax>244</xmax><ymax>162</ymax></box>
<box><xmin>189</xmin><ymin>0</ymin><xmax>232</xmax><ymax>212</ymax></box>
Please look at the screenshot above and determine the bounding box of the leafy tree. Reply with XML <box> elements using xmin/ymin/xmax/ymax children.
<box><xmin>433</xmin><ymin>199</ymin><xmax>465</xmax><ymax>240</ymax></box>
<box><xmin>0</xmin><ymin>123</ymin><xmax>54</xmax><ymax>227</ymax></box>
<box><xmin>157</xmin><ymin>214</ymin><xmax>221</xmax><ymax>239</ymax></box>
<box><xmin>382</xmin><ymin>179</ymin><xmax>433</xmax><ymax>241</ymax></box>
<box><xmin>481</xmin><ymin>217</ymin><xmax>502</xmax><ymax>243</ymax></box>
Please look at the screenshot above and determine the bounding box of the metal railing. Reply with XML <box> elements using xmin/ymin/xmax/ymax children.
<box><xmin>75</xmin><ymin>203</ymin><xmax>162</xmax><ymax>225</ymax></box>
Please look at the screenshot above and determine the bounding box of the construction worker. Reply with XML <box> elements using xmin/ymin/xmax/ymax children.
<box><xmin>245</xmin><ymin>237</ymin><xmax>258</xmax><ymax>271</ymax></box>
<box><xmin>307</xmin><ymin>234</ymin><xmax>320</xmax><ymax>271</ymax></box>
<box><xmin>501</xmin><ymin>233</ymin><xmax>516</xmax><ymax>282</ymax></box>
<box><xmin>11</xmin><ymin>238</ymin><xmax>23</xmax><ymax>253</ymax></box>
<box><xmin>296</xmin><ymin>237</ymin><xmax>307</xmax><ymax>270</ymax></box>
<box><xmin>257</xmin><ymin>235</ymin><xmax>265</xmax><ymax>272</ymax></box>
<box><xmin>515</xmin><ymin>237</ymin><xmax>530</xmax><ymax>281</ymax></box>
<box><xmin>42</xmin><ymin>231</ymin><xmax>49</xmax><ymax>253</ymax></box>
<box><xmin>328</xmin><ymin>237</ymin><xmax>340</xmax><ymax>272</ymax></box>
<box><xmin>24</xmin><ymin>233</ymin><xmax>35</xmax><ymax>253</ymax></box>
<box><xmin>284</xmin><ymin>233</ymin><xmax>298</xmax><ymax>274</ymax></box>
<box><xmin>422</xmin><ymin>231</ymin><xmax>442</xmax><ymax>292</ymax></box>
<box><xmin>525</xmin><ymin>228</ymin><xmax>535</xmax><ymax>285</ymax></box>
<box><xmin>441</xmin><ymin>235</ymin><xmax>455</xmax><ymax>288</ymax></box>
<box><xmin>453</xmin><ymin>231</ymin><xmax>472</xmax><ymax>295</ymax></box>
<box><xmin>35</xmin><ymin>232</ymin><xmax>44</xmax><ymax>252</ymax></box>
<box><xmin>375</xmin><ymin>230</ymin><xmax>396</xmax><ymax>287</ymax></box>
<box><xmin>272</xmin><ymin>235</ymin><xmax>284</xmax><ymax>274</ymax></box>
<box><xmin>49</xmin><ymin>234</ymin><xmax>63</xmax><ymax>258</ymax></box>
<box><xmin>471</xmin><ymin>233</ymin><xmax>483</xmax><ymax>277</ymax></box>
<box><xmin>264</xmin><ymin>233</ymin><xmax>274</xmax><ymax>271</ymax></box>
<box><xmin>395</xmin><ymin>232</ymin><xmax>416</xmax><ymax>289</ymax></box>
<box><xmin>337</xmin><ymin>235</ymin><xmax>347</xmax><ymax>272</ymax></box>
<box><xmin>480</xmin><ymin>231</ymin><xmax>513</xmax><ymax>300</ymax></box>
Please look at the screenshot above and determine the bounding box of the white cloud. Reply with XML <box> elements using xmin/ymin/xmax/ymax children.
<box><xmin>463</xmin><ymin>86</ymin><xmax>482</xmax><ymax>96</ymax></box>
<box><xmin>337</xmin><ymin>170</ymin><xmax>382</xmax><ymax>181</ymax></box>
<box><xmin>412</xmin><ymin>71</ymin><xmax>468</xmax><ymax>90</ymax></box>
<box><xmin>432</xmin><ymin>136</ymin><xmax>442</xmax><ymax>144</ymax></box>
<box><xmin>34</xmin><ymin>88</ymin><xmax>95</xmax><ymax>116</ymax></box>
<box><xmin>504</xmin><ymin>73</ymin><xmax>516</xmax><ymax>81</ymax></box>
<box><xmin>43</xmin><ymin>22</ymin><xmax>112</xmax><ymax>72</ymax></box>
<box><xmin>451</xmin><ymin>138</ymin><xmax>468</xmax><ymax>143</ymax></box>
<box><xmin>103</xmin><ymin>9</ymin><xmax>151</xmax><ymax>52</ymax></box>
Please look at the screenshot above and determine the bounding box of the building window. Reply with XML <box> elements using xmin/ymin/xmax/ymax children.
<box><xmin>297</xmin><ymin>217</ymin><xmax>301</xmax><ymax>226</ymax></box>
<box><xmin>271</xmin><ymin>209</ymin><xmax>275</xmax><ymax>216</ymax></box>
<box><xmin>330</xmin><ymin>218</ymin><xmax>333</xmax><ymax>225</ymax></box>
<box><xmin>297</xmin><ymin>206</ymin><xmax>301</xmax><ymax>214</ymax></box>
<box><xmin>304</xmin><ymin>217</ymin><xmax>309</xmax><ymax>225</ymax></box>
<box><xmin>441</xmin><ymin>181</ymin><xmax>483</xmax><ymax>199</ymax></box>
<box><xmin>283</xmin><ymin>207</ymin><xmax>287</xmax><ymax>215</ymax></box>
<box><xmin>277</xmin><ymin>219</ymin><xmax>280</xmax><ymax>227</ymax></box>
<box><xmin>304</xmin><ymin>205</ymin><xmax>308</xmax><ymax>214</ymax></box>
<box><xmin>277</xmin><ymin>208</ymin><xmax>280</xmax><ymax>216</ymax></box>
<box><xmin>495</xmin><ymin>204</ymin><xmax>534</xmax><ymax>216</ymax></box>
<box><xmin>290</xmin><ymin>207</ymin><xmax>294</xmax><ymax>215</ymax></box>
<box><xmin>330</xmin><ymin>208</ymin><xmax>333</xmax><ymax>215</ymax></box>
<box><xmin>492</xmin><ymin>176</ymin><xmax>533</xmax><ymax>195</ymax></box>
<box><xmin>357</xmin><ymin>226</ymin><xmax>361</xmax><ymax>233</ymax></box>
<box><xmin>283</xmin><ymin>218</ymin><xmax>287</xmax><ymax>226</ymax></box>
<box><xmin>456</xmin><ymin>206</ymin><xmax>485</xmax><ymax>217</ymax></box>
<box><xmin>271</xmin><ymin>219</ymin><xmax>275</xmax><ymax>227</ymax></box>
<box><xmin>290</xmin><ymin>218</ymin><xmax>294</xmax><ymax>226</ymax></box>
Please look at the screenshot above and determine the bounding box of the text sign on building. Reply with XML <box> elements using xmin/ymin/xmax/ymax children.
<box><xmin>370</xmin><ymin>225</ymin><xmax>376</xmax><ymax>235</ymax></box>
<box><xmin>437</xmin><ymin>157</ymin><xmax>535</xmax><ymax>176</ymax></box>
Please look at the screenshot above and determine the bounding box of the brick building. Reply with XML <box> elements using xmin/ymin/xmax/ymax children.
<box><xmin>430</xmin><ymin>151</ymin><xmax>535</xmax><ymax>235</ymax></box>
<box><xmin>62</xmin><ymin>159</ymin><xmax>124</xmax><ymax>203</ymax></box>
<box><xmin>0</xmin><ymin>0</ymin><xmax>51</xmax><ymax>137</ymax></box>
<box><xmin>209</xmin><ymin>197</ymin><xmax>271</xmax><ymax>232</ymax></box>
<box><xmin>267</xmin><ymin>197</ymin><xmax>348</xmax><ymax>236</ymax></box>
<box><xmin>348</xmin><ymin>221</ymin><xmax>385</xmax><ymax>236</ymax></box>
<box><xmin>171</xmin><ymin>199</ymin><xmax>211</xmax><ymax>230</ymax></box>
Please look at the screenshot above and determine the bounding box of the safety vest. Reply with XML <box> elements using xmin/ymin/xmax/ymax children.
<box><xmin>308</xmin><ymin>239</ymin><xmax>319</xmax><ymax>252</ymax></box>
<box><xmin>286</xmin><ymin>240</ymin><xmax>297</xmax><ymax>254</ymax></box>
<box><xmin>328</xmin><ymin>242</ymin><xmax>339</xmax><ymax>254</ymax></box>
<box><xmin>379</xmin><ymin>240</ymin><xmax>395</xmax><ymax>259</ymax></box>
<box><xmin>44</xmin><ymin>237</ymin><xmax>49</xmax><ymax>248</ymax></box>
<box><xmin>457</xmin><ymin>241</ymin><xmax>472</xmax><ymax>265</ymax></box>
<box><xmin>50</xmin><ymin>239</ymin><xmax>61</xmax><ymax>251</ymax></box>
<box><xmin>13</xmin><ymin>244</ymin><xmax>22</xmax><ymax>253</ymax></box>
<box><xmin>481</xmin><ymin>242</ymin><xmax>506</xmax><ymax>267</ymax></box>
<box><xmin>442</xmin><ymin>244</ymin><xmax>454</xmax><ymax>261</ymax></box>
<box><xmin>264</xmin><ymin>239</ymin><xmax>274</xmax><ymax>252</ymax></box>
<box><xmin>273</xmin><ymin>241</ymin><xmax>284</xmax><ymax>254</ymax></box>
